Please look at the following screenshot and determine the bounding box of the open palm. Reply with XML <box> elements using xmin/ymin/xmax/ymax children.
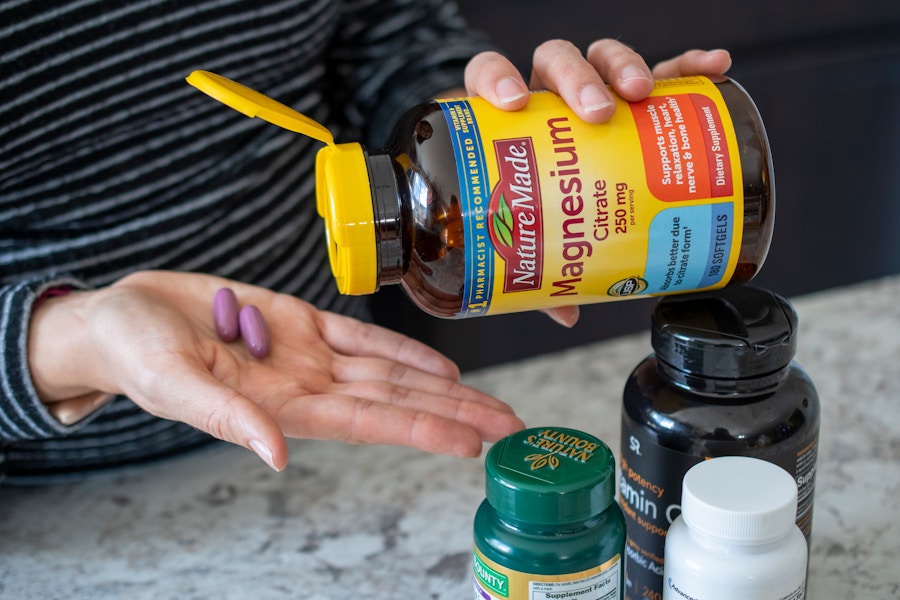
<box><xmin>61</xmin><ymin>271</ymin><xmax>523</xmax><ymax>470</ymax></box>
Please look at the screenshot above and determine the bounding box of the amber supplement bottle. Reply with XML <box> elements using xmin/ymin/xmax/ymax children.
<box><xmin>188</xmin><ymin>72</ymin><xmax>774</xmax><ymax>318</ymax></box>
<box><xmin>619</xmin><ymin>286</ymin><xmax>819</xmax><ymax>600</ymax></box>
<box><xmin>474</xmin><ymin>427</ymin><xmax>625</xmax><ymax>599</ymax></box>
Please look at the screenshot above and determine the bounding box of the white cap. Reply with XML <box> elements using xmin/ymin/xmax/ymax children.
<box><xmin>681</xmin><ymin>456</ymin><xmax>798</xmax><ymax>543</ymax></box>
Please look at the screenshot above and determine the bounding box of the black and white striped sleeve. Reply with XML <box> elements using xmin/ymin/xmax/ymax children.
<box><xmin>0</xmin><ymin>277</ymin><xmax>91</xmax><ymax>443</ymax></box>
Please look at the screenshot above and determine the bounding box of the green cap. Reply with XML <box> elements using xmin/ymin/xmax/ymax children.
<box><xmin>485</xmin><ymin>427</ymin><xmax>617</xmax><ymax>525</ymax></box>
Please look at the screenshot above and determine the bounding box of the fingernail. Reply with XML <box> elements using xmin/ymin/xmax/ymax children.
<box><xmin>580</xmin><ymin>85</ymin><xmax>614</xmax><ymax>113</ymax></box>
<box><xmin>619</xmin><ymin>65</ymin><xmax>651</xmax><ymax>84</ymax></box>
<box><xmin>545</xmin><ymin>311</ymin><xmax>574</xmax><ymax>328</ymax></box>
<box><xmin>239</xmin><ymin>305</ymin><xmax>271</xmax><ymax>359</ymax></box>
<box><xmin>249</xmin><ymin>439</ymin><xmax>280</xmax><ymax>471</ymax></box>
<box><xmin>496</xmin><ymin>77</ymin><xmax>527</xmax><ymax>104</ymax></box>
<box><xmin>213</xmin><ymin>287</ymin><xmax>240</xmax><ymax>342</ymax></box>
<box><xmin>544</xmin><ymin>305</ymin><xmax>579</xmax><ymax>328</ymax></box>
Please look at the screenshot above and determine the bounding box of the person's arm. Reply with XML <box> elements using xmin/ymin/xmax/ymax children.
<box><xmin>24</xmin><ymin>271</ymin><xmax>525</xmax><ymax>471</ymax></box>
<box><xmin>0</xmin><ymin>277</ymin><xmax>100</xmax><ymax>444</ymax></box>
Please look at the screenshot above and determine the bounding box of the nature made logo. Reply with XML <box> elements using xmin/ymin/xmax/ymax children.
<box><xmin>488</xmin><ymin>138</ymin><xmax>544</xmax><ymax>292</ymax></box>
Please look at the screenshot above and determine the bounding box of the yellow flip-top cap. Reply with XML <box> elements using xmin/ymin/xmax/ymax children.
<box><xmin>186</xmin><ymin>70</ymin><xmax>334</xmax><ymax>144</ymax></box>
<box><xmin>187</xmin><ymin>70</ymin><xmax>377</xmax><ymax>296</ymax></box>
<box><xmin>316</xmin><ymin>144</ymin><xmax>378</xmax><ymax>295</ymax></box>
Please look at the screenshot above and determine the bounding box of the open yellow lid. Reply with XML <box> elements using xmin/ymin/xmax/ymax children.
<box><xmin>186</xmin><ymin>70</ymin><xmax>335</xmax><ymax>144</ymax></box>
<box><xmin>186</xmin><ymin>70</ymin><xmax>378</xmax><ymax>295</ymax></box>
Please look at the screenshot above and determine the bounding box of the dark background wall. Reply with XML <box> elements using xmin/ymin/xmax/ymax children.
<box><xmin>372</xmin><ymin>1</ymin><xmax>900</xmax><ymax>371</ymax></box>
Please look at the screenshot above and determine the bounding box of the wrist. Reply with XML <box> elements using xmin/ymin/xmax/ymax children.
<box><xmin>33</xmin><ymin>286</ymin><xmax>73</xmax><ymax>309</ymax></box>
<box><xmin>27</xmin><ymin>288</ymin><xmax>111</xmax><ymax>406</ymax></box>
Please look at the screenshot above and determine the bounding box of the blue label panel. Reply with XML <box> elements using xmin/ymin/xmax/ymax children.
<box><xmin>644</xmin><ymin>204</ymin><xmax>734</xmax><ymax>294</ymax></box>
<box><xmin>438</xmin><ymin>100</ymin><xmax>495</xmax><ymax>317</ymax></box>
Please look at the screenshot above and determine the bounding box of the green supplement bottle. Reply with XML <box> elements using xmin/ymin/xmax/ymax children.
<box><xmin>474</xmin><ymin>427</ymin><xmax>626</xmax><ymax>599</ymax></box>
<box><xmin>620</xmin><ymin>286</ymin><xmax>819</xmax><ymax>600</ymax></box>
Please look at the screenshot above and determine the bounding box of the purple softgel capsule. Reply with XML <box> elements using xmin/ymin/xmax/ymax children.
<box><xmin>213</xmin><ymin>287</ymin><xmax>240</xmax><ymax>342</ymax></box>
<box><xmin>239</xmin><ymin>305</ymin><xmax>271</xmax><ymax>359</ymax></box>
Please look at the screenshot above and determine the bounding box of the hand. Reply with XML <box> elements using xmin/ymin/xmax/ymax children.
<box><xmin>461</xmin><ymin>40</ymin><xmax>733</xmax><ymax>327</ymax></box>
<box><xmin>28</xmin><ymin>271</ymin><xmax>524</xmax><ymax>470</ymax></box>
<box><xmin>464</xmin><ymin>39</ymin><xmax>732</xmax><ymax>123</ymax></box>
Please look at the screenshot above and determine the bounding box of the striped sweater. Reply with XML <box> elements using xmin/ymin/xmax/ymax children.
<box><xmin>0</xmin><ymin>0</ymin><xmax>491</xmax><ymax>483</ymax></box>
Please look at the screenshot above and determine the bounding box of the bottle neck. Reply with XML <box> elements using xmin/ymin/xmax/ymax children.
<box><xmin>657</xmin><ymin>357</ymin><xmax>790</xmax><ymax>396</ymax></box>
<box><xmin>366</xmin><ymin>151</ymin><xmax>404</xmax><ymax>287</ymax></box>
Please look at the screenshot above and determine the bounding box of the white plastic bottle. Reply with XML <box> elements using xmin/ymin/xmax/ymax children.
<box><xmin>662</xmin><ymin>456</ymin><xmax>808</xmax><ymax>600</ymax></box>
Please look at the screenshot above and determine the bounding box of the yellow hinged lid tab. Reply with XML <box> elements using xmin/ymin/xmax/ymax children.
<box><xmin>186</xmin><ymin>70</ymin><xmax>334</xmax><ymax>145</ymax></box>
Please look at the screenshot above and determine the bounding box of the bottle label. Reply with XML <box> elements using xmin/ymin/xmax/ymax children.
<box><xmin>619</xmin><ymin>417</ymin><xmax>818</xmax><ymax>600</ymax></box>
<box><xmin>474</xmin><ymin>547</ymin><xmax>621</xmax><ymax>599</ymax></box>
<box><xmin>663</xmin><ymin>574</ymin><xmax>805</xmax><ymax>599</ymax></box>
<box><xmin>437</xmin><ymin>76</ymin><xmax>747</xmax><ymax>317</ymax></box>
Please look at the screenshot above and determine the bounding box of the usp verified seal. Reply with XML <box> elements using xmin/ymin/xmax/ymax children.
<box><xmin>608</xmin><ymin>277</ymin><xmax>648</xmax><ymax>297</ymax></box>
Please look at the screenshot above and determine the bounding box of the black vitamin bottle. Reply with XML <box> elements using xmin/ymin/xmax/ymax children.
<box><xmin>619</xmin><ymin>286</ymin><xmax>819</xmax><ymax>600</ymax></box>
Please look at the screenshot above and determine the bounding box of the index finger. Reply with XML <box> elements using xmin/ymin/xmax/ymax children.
<box><xmin>316</xmin><ymin>310</ymin><xmax>463</xmax><ymax>381</ymax></box>
<box><xmin>463</xmin><ymin>50</ymin><xmax>531</xmax><ymax>111</ymax></box>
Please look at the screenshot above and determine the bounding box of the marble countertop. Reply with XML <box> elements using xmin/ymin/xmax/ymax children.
<box><xmin>2</xmin><ymin>277</ymin><xmax>899</xmax><ymax>599</ymax></box>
